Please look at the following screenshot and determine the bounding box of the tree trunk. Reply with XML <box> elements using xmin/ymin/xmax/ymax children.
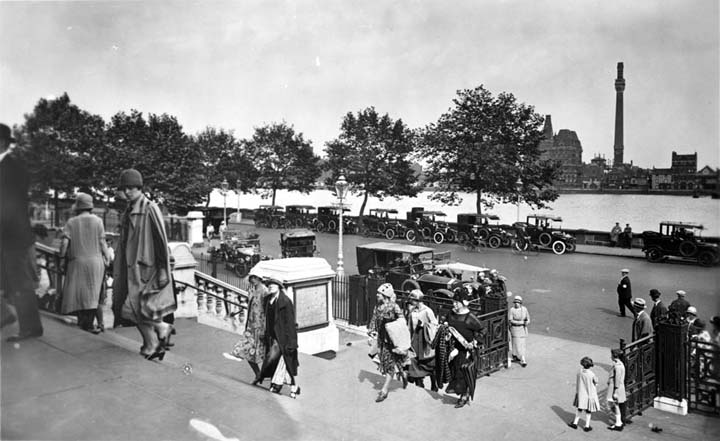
<box><xmin>271</xmin><ymin>188</ymin><xmax>277</xmax><ymax>207</ymax></box>
<box><xmin>53</xmin><ymin>189</ymin><xmax>59</xmax><ymax>227</ymax></box>
<box><xmin>357</xmin><ymin>191</ymin><xmax>369</xmax><ymax>231</ymax></box>
<box><xmin>475</xmin><ymin>190</ymin><xmax>482</xmax><ymax>215</ymax></box>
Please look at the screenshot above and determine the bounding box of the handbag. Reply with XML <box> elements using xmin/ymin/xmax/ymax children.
<box><xmin>385</xmin><ymin>316</ymin><xmax>411</xmax><ymax>355</ymax></box>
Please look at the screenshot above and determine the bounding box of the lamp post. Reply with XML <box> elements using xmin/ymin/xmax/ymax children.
<box><xmin>515</xmin><ymin>177</ymin><xmax>523</xmax><ymax>222</ymax></box>
<box><xmin>235</xmin><ymin>179</ymin><xmax>241</xmax><ymax>222</ymax></box>
<box><xmin>335</xmin><ymin>174</ymin><xmax>349</xmax><ymax>276</ymax></box>
<box><xmin>220</xmin><ymin>178</ymin><xmax>229</xmax><ymax>241</ymax></box>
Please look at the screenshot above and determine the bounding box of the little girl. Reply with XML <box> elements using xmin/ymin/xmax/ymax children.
<box><xmin>568</xmin><ymin>356</ymin><xmax>600</xmax><ymax>432</ymax></box>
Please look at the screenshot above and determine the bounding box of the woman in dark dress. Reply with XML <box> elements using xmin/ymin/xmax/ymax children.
<box><xmin>444</xmin><ymin>288</ymin><xmax>484</xmax><ymax>408</ymax></box>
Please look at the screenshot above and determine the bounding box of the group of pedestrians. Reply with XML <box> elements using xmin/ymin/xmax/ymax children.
<box><xmin>609</xmin><ymin>222</ymin><xmax>633</xmax><ymax>248</ymax></box>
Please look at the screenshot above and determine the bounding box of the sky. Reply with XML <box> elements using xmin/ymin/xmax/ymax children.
<box><xmin>1</xmin><ymin>0</ymin><xmax>718</xmax><ymax>169</ymax></box>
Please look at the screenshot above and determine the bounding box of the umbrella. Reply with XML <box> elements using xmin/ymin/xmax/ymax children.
<box><xmin>460</xmin><ymin>348</ymin><xmax>478</xmax><ymax>401</ymax></box>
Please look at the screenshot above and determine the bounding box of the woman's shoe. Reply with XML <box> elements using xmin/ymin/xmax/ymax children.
<box><xmin>251</xmin><ymin>376</ymin><xmax>263</xmax><ymax>386</ymax></box>
<box><xmin>290</xmin><ymin>386</ymin><xmax>301</xmax><ymax>399</ymax></box>
<box><xmin>583</xmin><ymin>426</ymin><xmax>593</xmax><ymax>432</ymax></box>
<box><xmin>607</xmin><ymin>425</ymin><xmax>623</xmax><ymax>431</ymax></box>
<box><xmin>269</xmin><ymin>384</ymin><xmax>282</xmax><ymax>394</ymax></box>
<box><xmin>567</xmin><ymin>422</ymin><xmax>578</xmax><ymax>429</ymax></box>
<box><xmin>375</xmin><ymin>391</ymin><xmax>388</xmax><ymax>403</ymax></box>
<box><xmin>454</xmin><ymin>397</ymin><xmax>469</xmax><ymax>408</ymax></box>
<box><xmin>144</xmin><ymin>350</ymin><xmax>165</xmax><ymax>361</ymax></box>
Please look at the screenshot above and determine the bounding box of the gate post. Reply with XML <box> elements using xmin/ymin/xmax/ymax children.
<box><xmin>653</xmin><ymin>320</ymin><xmax>689</xmax><ymax>415</ymax></box>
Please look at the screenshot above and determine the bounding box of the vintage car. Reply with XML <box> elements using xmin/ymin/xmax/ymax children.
<box><xmin>515</xmin><ymin>214</ymin><xmax>576</xmax><ymax>255</ymax></box>
<box><xmin>405</xmin><ymin>209</ymin><xmax>457</xmax><ymax>244</ymax></box>
<box><xmin>356</xmin><ymin>242</ymin><xmax>452</xmax><ymax>290</ymax></box>
<box><xmin>642</xmin><ymin>221</ymin><xmax>720</xmax><ymax>267</ymax></box>
<box><xmin>285</xmin><ymin>205</ymin><xmax>316</xmax><ymax>229</ymax></box>
<box><xmin>434</xmin><ymin>262</ymin><xmax>507</xmax><ymax>297</ymax></box>
<box><xmin>253</xmin><ymin>205</ymin><xmax>285</xmax><ymax>229</ymax></box>
<box><xmin>280</xmin><ymin>229</ymin><xmax>318</xmax><ymax>258</ymax></box>
<box><xmin>209</xmin><ymin>232</ymin><xmax>270</xmax><ymax>277</ymax></box>
<box><xmin>362</xmin><ymin>208</ymin><xmax>407</xmax><ymax>240</ymax></box>
<box><xmin>456</xmin><ymin>213</ymin><xmax>513</xmax><ymax>249</ymax></box>
<box><xmin>315</xmin><ymin>205</ymin><xmax>356</xmax><ymax>234</ymax></box>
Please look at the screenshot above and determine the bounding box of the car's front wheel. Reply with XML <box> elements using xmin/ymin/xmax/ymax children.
<box><xmin>405</xmin><ymin>229</ymin><xmax>417</xmax><ymax>242</ymax></box>
<box><xmin>488</xmin><ymin>235</ymin><xmax>502</xmax><ymax>249</ymax></box>
<box><xmin>566</xmin><ymin>242</ymin><xmax>576</xmax><ymax>253</ymax></box>
<box><xmin>646</xmin><ymin>248</ymin><xmax>664</xmax><ymax>263</ymax></box>
<box><xmin>385</xmin><ymin>228</ymin><xmax>396</xmax><ymax>240</ymax></box>
<box><xmin>433</xmin><ymin>232</ymin><xmax>445</xmax><ymax>244</ymax></box>
<box><xmin>697</xmin><ymin>251</ymin><xmax>716</xmax><ymax>267</ymax></box>
<box><xmin>552</xmin><ymin>240</ymin><xmax>566</xmax><ymax>255</ymax></box>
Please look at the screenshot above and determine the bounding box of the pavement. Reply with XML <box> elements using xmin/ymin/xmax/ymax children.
<box><xmin>2</xmin><ymin>310</ymin><xmax>718</xmax><ymax>441</ymax></box>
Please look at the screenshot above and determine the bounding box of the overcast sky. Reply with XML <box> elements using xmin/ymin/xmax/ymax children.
<box><xmin>1</xmin><ymin>0</ymin><xmax>717</xmax><ymax>169</ymax></box>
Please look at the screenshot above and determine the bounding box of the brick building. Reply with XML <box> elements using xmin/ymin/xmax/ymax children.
<box><xmin>538</xmin><ymin>115</ymin><xmax>583</xmax><ymax>188</ymax></box>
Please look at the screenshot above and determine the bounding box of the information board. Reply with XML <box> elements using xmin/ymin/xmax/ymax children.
<box><xmin>294</xmin><ymin>282</ymin><xmax>329</xmax><ymax>329</ymax></box>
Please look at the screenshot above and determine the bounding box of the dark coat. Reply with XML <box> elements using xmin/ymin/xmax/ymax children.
<box><xmin>266</xmin><ymin>291</ymin><xmax>299</xmax><ymax>376</ymax></box>
<box><xmin>616</xmin><ymin>276</ymin><xmax>632</xmax><ymax>300</ymax></box>
<box><xmin>669</xmin><ymin>297</ymin><xmax>690</xmax><ymax>318</ymax></box>
<box><xmin>632</xmin><ymin>311</ymin><xmax>654</xmax><ymax>341</ymax></box>
<box><xmin>650</xmin><ymin>300</ymin><xmax>668</xmax><ymax>327</ymax></box>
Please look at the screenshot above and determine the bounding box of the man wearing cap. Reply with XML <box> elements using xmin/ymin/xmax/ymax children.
<box><xmin>669</xmin><ymin>290</ymin><xmax>690</xmax><ymax>319</ymax></box>
<box><xmin>631</xmin><ymin>298</ymin><xmax>653</xmax><ymax>342</ymax></box>
<box><xmin>616</xmin><ymin>269</ymin><xmax>635</xmax><ymax>318</ymax></box>
<box><xmin>648</xmin><ymin>289</ymin><xmax>668</xmax><ymax>328</ymax></box>
<box><xmin>112</xmin><ymin>169</ymin><xmax>176</xmax><ymax>360</ymax></box>
<box><xmin>686</xmin><ymin>307</ymin><xmax>699</xmax><ymax>336</ymax></box>
<box><xmin>0</xmin><ymin>123</ymin><xmax>44</xmax><ymax>340</ymax></box>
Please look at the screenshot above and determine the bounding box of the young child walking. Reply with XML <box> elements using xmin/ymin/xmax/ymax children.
<box><xmin>568</xmin><ymin>356</ymin><xmax>601</xmax><ymax>432</ymax></box>
<box><xmin>606</xmin><ymin>349</ymin><xmax>627</xmax><ymax>431</ymax></box>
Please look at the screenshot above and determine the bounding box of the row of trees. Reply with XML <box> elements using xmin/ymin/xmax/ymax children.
<box><xmin>13</xmin><ymin>86</ymin><xmax>560</xmax><ymax>227</ymax></box>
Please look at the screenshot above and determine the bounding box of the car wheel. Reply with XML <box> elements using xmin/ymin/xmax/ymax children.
<box><xmin>566</xmin><ymin>242</ymin><xmax>576</xmax><ymax>253</ymax></box>
<box><xmin>315</xmin><ymin>221</ymin><xmax>325</xmax><ymax>232</ymax></box>
<box><xmin>457</xmin><ymin>232</ymin><xmax>470</xmax><ymax>245</ymax></box>
<box><xmin>679</xmin><ymin>241</ymin><xmax>698</xmax><ymax>257</ymax></box>
<box><xmin>295</xmin><ymin>218</ymin><xmax>305</xmax><ymax>228</ymax></box>
<box><xmin>422</xmin><ymin>227</ymin><xmax>432</xmax><ymax>239</ymax></box>
<box><xmin>488</xmin><ymin>235</ymin><xmax>502</xmax><ymax>249</ymax></box>
<box><xmin>697</xmin><ymin>251</ymin><xmax>715</xmax><ymax>267</ymax></box>
<box><xmin>433</xmin><ymin>231</ymin><xmax>445</xmax><ymax>244</ymax></box>
<box><xmin>501</xmin><ymin>236</ymin><xmax>511</xmax><ymax>247</ymax></box>
<box><xmin>328</xmin><ymin>220</ymin><xmax>337</xmax><ymax>232</ymax></box>
<box><xmin>270</xmin><ymin>219</ymin><xmax>279</xmax><ymax>229</ymax></box>
<box><xmin>539</xmin><ymin>232</ymin><xmax>552</xmax><ymax>247</ymax></box>
<box><xmin>385</xmin><ymin>228</ymin><xmax>396</xmax><ymax>240</ymax></box>
<box><xmin>401</xmin><ymin>279</ymin><xmax>421</xmax><ymax>292</ymax></box>
<box><xmin>646</xmin><ymin>248</ymin><xmax>664</xmax><ymax>263</ymax></box>
<box><xmin>445</xmin><ymin>230</ymin><xmax>456</xmax><ymax>243</ymax></box>
<box><xmin>477</xmin><ymin>228</ymin><xmax>490</xmax><ymax>241</ymax></box>
<box><xmin>405</xmin><ymin>229</ymin><xmax>417</xmax><ymax>242</ymax></box>
<box><xmin>377</xmin><ymin>222</ymin><xmax>386</xmax><ymax>233</ymax></box>
<box><xmin>552</xmin><ymin>240</ymin><xmax>566</xmax><ymax>255</ymax></box>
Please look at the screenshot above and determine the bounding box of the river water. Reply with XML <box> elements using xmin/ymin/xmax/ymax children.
<box><xmin>209</xmin><ymin>189</ymin><xmax>720</xmax><ymax>236</ymax></box>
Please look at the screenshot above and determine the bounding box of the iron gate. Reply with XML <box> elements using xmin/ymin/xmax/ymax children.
<box><xmin>687</xmin><ymin>339</ymin><xmax>720</xmax><ymax>415</ymax></box>
<box><xmin>619</xmin><ymin>335</ymin><xmax>656</xmax><ymax>417</ymax></box>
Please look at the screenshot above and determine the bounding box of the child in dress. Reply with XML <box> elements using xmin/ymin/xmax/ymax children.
<box><xmin>568</xmin><ymin>356</ymin><xmax>600</xmax><ymax>432</ymax></box>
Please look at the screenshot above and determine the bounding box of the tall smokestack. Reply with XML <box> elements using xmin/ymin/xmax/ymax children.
<box><xmin>613</xmin><ymin>62</ymin><xmax>625</xmax><ymax>166</ymax></box>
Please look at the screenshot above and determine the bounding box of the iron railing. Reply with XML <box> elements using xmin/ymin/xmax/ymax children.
<box><xmin>687</xmin><ymin>339</ymin><xmax>720</xmax><ymax>416</ymax></box>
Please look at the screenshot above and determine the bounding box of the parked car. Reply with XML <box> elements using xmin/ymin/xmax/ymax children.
<box><xmin>405</xmin><ymin>209</ymin><xmax>457</xmax><ymax>244</ymax></box>
<box><xmin>210</xmin><ymin>233</ymin><xmax>270</xmax><ymax>277</ymax></box>
<box><xmin>456</xmin><ymin>213</ymin><xmax>513</xmax><ymax>248</ymax></box>
<box><xmin>642</xmin><ymin>221</ymin><xmax>720</xmax><ymax>267</ymax></box>
<box><xmin>517</xmin><ymin>214</ymin><xmax>576</xmax><ymax>255</ymax></box>
<box><xmin>315</xmin><ymin>205</ymin><xmax>353</xmax><ymax>233</ymax></box>
<box><xmin>253</xmin><ymin>205</ymin><xmax>285</xmax><ymax>229</ymax></box>
<box><xmin>280</xmin><ymin>229</ymin><xmax>318</xmax><ymax>258</ymax></box>
<box><xmin>285</xmin><ymin>205</ymin><xmax>316</xmax><ymax>229</ymax></box>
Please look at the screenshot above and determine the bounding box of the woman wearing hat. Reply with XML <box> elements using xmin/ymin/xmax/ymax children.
<box><xmin>224</xmin><ymin>272</ymin><xmax>269</xmax><ymax>383</ymax></box>
<box><xmin>508</xmin><ymin>295</ymin><xmax>530</xmax><ymax>367</ymax></box>
<box><xmin>405</xmin><ymin>289</ymin><xmax>438</xmax><ymax>390</ymax></box>
<box><xmin>368</xmin><ymin>282</ymin><xmax>410</xmax><ymax>402</ymax></box>
<box><xmin>444</xmin><ymin>287</ymin><xmax>484</xmax><ymax>408</ymax></box>
<box><xmin>59</xmin><ymin>193</ymin><xmax>111</xmax><ymax>333</ymax></box>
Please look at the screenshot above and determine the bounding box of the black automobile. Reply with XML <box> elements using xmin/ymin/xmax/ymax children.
<box><xmin>315</xmin><ymin>205</ymin><xmax>354</xmax><ymax>234</ymax></box>
<box><xmin>518</xmin><ymin>215</ymin><xmax>576</xmax><ymax>255</ymax></box>
<box><xmin>210</xmin><ymin>233</ymin><xmax>270</xmax><ymax>277</ymax></box>
<box><xmin>405</xmin><ymin>209</ymin><xmax>457</xmax><ymax>244</ymax></box>
<box><xmin>253</xmin><ymin>205</ymin><xmax>285</xmax><ymax>229</ymax></box>
<box><xmin>642</xmin><ymin>221</ymin><xmax>720</xmax><ymax>267</ymax></box>
<box><xmin>280</xmin><ymin>229</ymin><xmax>318</xmax><ymax>258</ymax></box>
<box><xmin>285</xmin><ymin>205</ymin><xmax>316</xmax><ymax>229</ymax></box>
<box><xmin>456</xmin><ymin>213</ymin><xmax>513</xmax><ymax>249</ymax></box>
<box><xmin>363</xmin><ymin>208</ymin><xmax>406</xmax><ymax>240</ymax></box>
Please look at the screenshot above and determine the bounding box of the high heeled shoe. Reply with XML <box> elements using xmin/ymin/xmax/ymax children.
<box><xmin>157</xmin><ymin>324</ymin><xmax>174</xmax><ymax>350</ymax></box>
<box><xmin>290</xmin><ymin>386</ymin><xmax>301</xmax><ymax>399</ymax></box>
<box><xmin>375</xmin><ymin>391</ymin><xmax>388</xmax><ymax>403</ymax></box>
<box><xmin>144</xmin><ymin>350</ymin><xmax>165</xmax><ymax>361</ymax></box>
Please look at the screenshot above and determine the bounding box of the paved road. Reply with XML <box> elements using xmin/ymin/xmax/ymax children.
<box><xmin>205</xmin><ymin>225</ymin><xmax>719</xmax><ymax>349</ymax></box>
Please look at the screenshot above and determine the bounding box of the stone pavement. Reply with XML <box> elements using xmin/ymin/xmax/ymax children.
<box><xmin>2</xmin><ymin>312</ymin><xmax>718</xmax><ymax>441</ymax></box>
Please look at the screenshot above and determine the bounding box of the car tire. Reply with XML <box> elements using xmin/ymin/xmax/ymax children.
<box><xmin>271</xmin><ymin>219</ymin><xmax>280</xmax><ymax>229</ymax></box>
<box><xmin>488</xmin><ymin>235</ymin><xmax>502</xmax><ymax>249</ymax></box>
<box><xmin>697</xmin><ymin>251</ymin><xmax>716</xmax><ymax>267</ymax></box>
<box><xmin>501</xmin><ymin>236</ymin><xmax>511</xmax><ymax>247</ymax></box>
<box><xmin>477</xmin><ymin>228</ymin><xmax>490</xmax><ymax>241</ymax></box>
<box><xmin>315</xmin><ymin>221</ymin><xmax>325</xmax><ymax>232</ymax></box>
<box><xmin>679</xmin><ymin>241</ymin><xmax>697</xmax><ymax>257</ymax></box>
<box><xmin>295</xmin><ymin>218</ymin><xmax>305</xmax><ymax>228</ymax></box>
<box><xmin>433</xmin><ymin>232</ymin><xmax>445</xmax><ymax>244</ymax></box>
<box><xmin>377</xmin><ymin>222</ymin><xmax>386</xmax><ymax>233</ymax></box>
<box><xmin>405</xmin><ymin>229</ymin><xmax>417</xmax><ymax>242</ymax></box>
<box><xmin>539</xmin><ymin>232</ymin><xmax>552</xmax><ymax>247</ymax></box>
<box><xmin>422</xmin><ymin>227</ymin><xmax>432</xmax><ymax>239</ymax></box>
<box><xmin>328</xmin><ymin>220</ymin><xmax>337</xmax><ymax>232</ymax></box>
<box><xmin>566</xmin><ymin>242</ymin><xmax>576</xmax><ymax>253</ymax></box>
<box><xmin>445</xmin><ymin>230</ymin><xmax>456</xmax><ymax>243</ymax></box>
<box><xmin>552</xmin><ymin>240</ymin><xmax>566</xmax><ymax>255</ymax></box>
<box><xmin>401</xmin><ymin>279</ymin><xmax>421</xmax><ymax>293</ymax></box>
<box><xmin>646</xmin><ymin>248</ymin><xmax>664</xmax><ymax>263</ymax></box>
<box><xmin>385</xmin><ymin>228</ymin><xmax>396</xmax><ymax>240</ymax></box>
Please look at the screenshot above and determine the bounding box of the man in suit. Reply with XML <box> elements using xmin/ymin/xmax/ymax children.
<box><xmin>0</xmin><ymin>123</ymin><xmax>44</xmax><ymax>340</ymax></box>
<box><xmin>632</xmin><ymin>298</ymin><xmax>654</xmax><ymax>341</ymax></box>
<box><xmin>669</xmin><ymin>290</ymin><xmax>691</xmax><ymax>319</ymax></box>
<box><xmin>616</xmin><ymin>269</ymin><xmax>635</xmax><ymax>318</ymax></box>
<box><xmin>649</xmin><ymin>289</ymin><xmax>668</xmax><ymax>328</ymax></box>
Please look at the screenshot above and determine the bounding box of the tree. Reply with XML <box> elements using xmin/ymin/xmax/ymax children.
<box><xmin>245</xmin><ymin>122</ymin><xmax>321</xmax><ymax>206</ymax></box>
<box><xmin>16</xmin><ymin>93</ymin><xmax>106</xmax><ymax>226</ymax></box>
<box><xmin>416</xmin><ymin>85</ymin><xmax>560</xmax><ymax>214</ymax></box>
<box><xmin>324</xmin><ymin>107</ymin><xmax>419</xmax><ymax>229</ymax></box>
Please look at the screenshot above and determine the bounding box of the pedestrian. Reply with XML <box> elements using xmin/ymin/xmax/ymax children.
<box><xmin>610</xmin><ymin>222</ymin><xmax>622</xmax><ymax>247</ymax></box>
<box><xmin>223</xmin><ymin>272</ymin><xmax>269</xmax><ymax>385</ymax></box>
<box><xmin>112</xmin><ymin>169</ymin><xmax>176</xmax><ymax>360</ymax></box>
<box><xmin>568</xmin><ymin>356</ymin><xmax>600</xmax><ymax>432</ymax></box>
<box><xmin>258</xmin><ymin>278</ymin><xmax>301</xmax><ymax>398</ymax></box>
<box><xmin>508</xmin><ymin>295</ymin><xmax>530</xmax><ymax>367</ymax></box>
<box><xmin>616</xmin><ymin>269</ymin><xmax>635</xmax><ymax>318</ymax></box>
<box><xmin>367</xmin><ymin>282</ymin><xmax>410</xmax><ymax>403</ymax></box>
<box><xmin>711</xmin><ymin>316</ymin><xmax>720</xmax><ymax>346</ymax></box>
<box><xmin>606</xmin><ymin>349</ymin><xmax>627</xmax><ymax>431</ymax></box>
<box><xmin>632</xmin><ymin>298</ymin><xmax>653</xmax><ymax>341</ymax></box>
<box><xmin>622</xmin><ymin>223</ymin><xmax>633</xmax><ymax>248</ymax></box>
<box><xmin>669</xmin><ymin>290</ymin><xmax>691</xmax><ymax>319</ymax></box>
<box><xmin>649</xmin><ymin>289</ymin><xmax>668</xmax><ymax>328</ymax></box>
<box><xmin>205</xmin><ymin>223</ymin><xmax>214</xmax><ymax>243</ymax></box>
<box><xmin>99</xmin><ymin>237</ymin><xmax>115</xmax><ymax>332</ymax></box>
<box><xmin>443</xmin><ymin>287</ymin><xmax>484</xmax><ymax>408</ymax></box>
<box><xmin>405</xmin><ymin>289</ymin><xmax>438</xmax><ymax>391</ymax></box>
<box><xmin>219</xmin><ymin>221</ymin><xmax>227</xmax><ymax>241</ymax></box>
<box><xmin>686</xmin><ymin>306</ymin><xmax>699</xmax><ymax>333</ymax></box>
<box><xmin>0</xmin><ymin>123</ymin><xmax>44</xmax><ymax>340</ymax></box>
<box><xmin>59</xmin><ymin>193</ymin><xmax>111</xmax><ymax>334</ymax></box>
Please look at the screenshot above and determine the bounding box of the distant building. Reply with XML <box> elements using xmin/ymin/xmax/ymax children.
<box><xmin>538</xmin><ymin>115</ymin><xmax>583</xmax><ymax>188</ymax></box>
<box><xmin>696</xmin><ymin>165</ymin><xmax>719</xmax><ymax>193</ymax></box>
<box><xmin>605</xmin><ymin>162</ymin><xmax>648</xmax><ymax>190</ymax></box>
<box><xmin>648</xmin><ymin>151</ymin><xmax>698</xmax><ymax>190</ymax></box>
<box><xmin>580</xmin><ymin>155</ymin><xmax>607</xmax><ymax>189</ymax></box>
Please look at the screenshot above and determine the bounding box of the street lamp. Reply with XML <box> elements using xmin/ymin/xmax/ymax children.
<box><xmin>220</xmin><ymin>178</ymin><xmax>229</xmax><ymax>241</ymax></box>
<box><xmin>515</xmin><ymin>177</ymin><xmax>523</xmax><ymax>222</ymax></box>
<box><xmin>235</xmin><ymin>179</ymin><xmax>241</xmax><ymax>222</ymax></box>
<box><xmin>335</xmin><ymin>174</ymin><xmax>349</xmax><ymax>276</ymax></box>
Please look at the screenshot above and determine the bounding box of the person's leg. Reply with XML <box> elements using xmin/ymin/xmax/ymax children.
<box><xmin>584</xmin><ymin>411</ymin><xmax>592</xmax><ymax>429</ymax></box>
<box><xmin>572</xmin><ymin>409</ymin><xmax>582</xmax><ymax>425</ymax></box>
<box><xmin>618</xmin><ymin>297</ymin><xmax>626</xmax><ymax>316</ymax></box>
<box><xmin>247</xmin><ymin>361</ymin><xmax>260</xmax><ymax>377</ymax></box>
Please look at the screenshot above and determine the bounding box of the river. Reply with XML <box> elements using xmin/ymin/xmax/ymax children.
<box><xmin>209</xmin><ymin>189</ymin><xmax>720</xmax><ymax>236</ymax></box>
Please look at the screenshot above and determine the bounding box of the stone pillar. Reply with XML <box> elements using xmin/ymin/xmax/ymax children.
<box><xmin>186</xmin><ymin>211</ymin><xmax>205</xmax><ymax>247</ymax></box>
<box><xmin>613</xmin><ymin>62</ymin><xmax>626</xmax><ymax>167</ymax></box>
<box><xmin>168</xmin><ymin>242</ymin><xmax>198</xmax><ymax>318</ymax></box>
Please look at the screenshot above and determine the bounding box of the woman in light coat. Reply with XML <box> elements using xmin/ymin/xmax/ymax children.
<box><xmin>569</xmin><ymin>356</ymin><xmax>600</xmax><ymax>432</ymax></box>
<box><xmin>607</xmin><ymin>349</ymin><xmax>627</xmax><ymax>431</ymax></box>
<box><xmin>508</xmin><ymin>295</ymin><xmax>530</xmax><ymax>367</ymax></box>
<box><xmin>405</xmin><ymin>289</ymin><xmax>438</xmax><ymax>390</ymax></box>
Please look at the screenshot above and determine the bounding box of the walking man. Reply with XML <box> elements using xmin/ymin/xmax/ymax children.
<box><xmin>0</xmin><ymin>123</ymin><xmax>44</xmax><ymax>340</ymax></box>
<box><xmin>632</xmin><ymin>298</ymin><xmax>653</xmax><ymax>341</ymax></box>
<box><xmin>648</xmin><ymin>289</ymin><xmax>668</xmax><ymax>328</ymax></box>
<box><xmin>616</xmin><ymin>269</ymin><xmax>635</xmax><ymax>318</ymax></box>
<box><xmin>609</xmin><ymin>222</ymin><xmax>622</xmax><ymax>247</ymax></box>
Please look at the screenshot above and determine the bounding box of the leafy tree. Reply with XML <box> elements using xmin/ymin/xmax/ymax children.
<box><xmin>245</xmin><ymin>122</ymin><xmax>321</xmax><ymax>206</ymax></box>
<box><xmin>324</xmin><ymin>107</ymin><xmax>419</xmax><ymax>229</ymax></box>
<box><xmin>417</xmin><ymin>85</ymin><xmax>560</xmax><ymax>214</ymax></box>
<box><xmin>16</xmin><ymin>93</ymin><xmax>106</xmax><ymax>226</ymax></box>
<box><xmin>192</xmin><ymin>127</ymin><xmax>258</xmax><ymax>209</ymax></box>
